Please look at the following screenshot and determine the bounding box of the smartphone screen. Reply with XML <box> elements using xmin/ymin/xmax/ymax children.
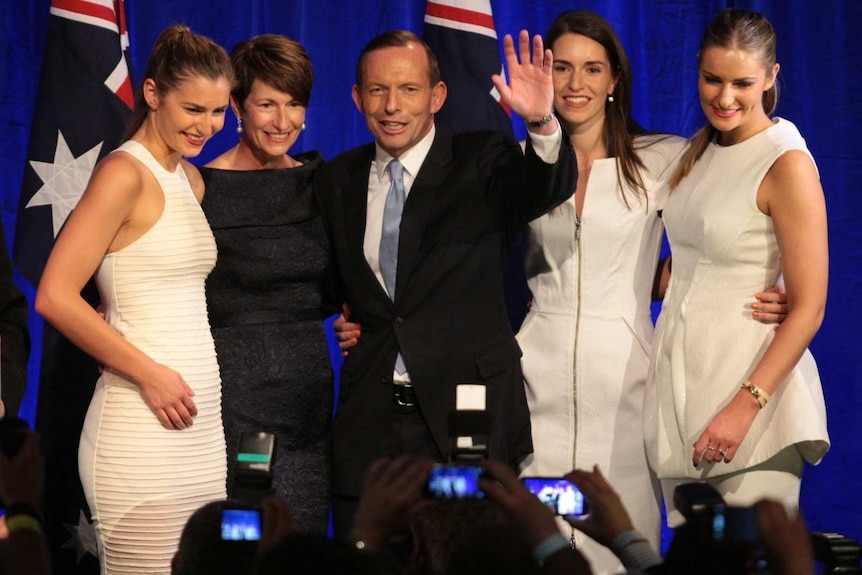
<box><xmin>236</xmin><ymin>432</ymin><xmax>275</xmax><ymax>473</ymax></box>
<box><xmin>522</xmin><ymin>477</ymin><xmax>589</xmax><ymax>517</ymax></box>
<box><xmin>220</xmin><ymin>508</ymin><xmax>262</xmax><ymax>541</ymax></box>
<box><xmin>425</xmin><ymin>464</ymin><xmax>485</xmax><ymax>499</ymax></box>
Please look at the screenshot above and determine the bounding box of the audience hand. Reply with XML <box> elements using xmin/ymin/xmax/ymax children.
<box><xmin>259</xmin><ymin>495</ymin><xmax>296</xmax><ymax>554</ymax></box>
<box><xmin>563</xmin><ymin>465</ymin><xmax>633</xmax><ymax>547</ymax></box>
<box><xmin>0</xmin><ymin>429</ymin><xmax>43</xmax><ymax>507</ymax></box>
<box><xmin>350</xmin><ymin>456</ymin><xmax>433</xmax><ymax>550</ymax></box>
<box><xmin>333</xmin><ymin>303</ymin><xmax>361</xmax><ymax>356</ymax></box>
<box><xmin>480</xmin><ymin>459</ymin><xmax>559</xmax><ymax>546</ymax></box>
<box><xmin>756</xmin><ymin>500</ymin><xmax>814</xmax><ymax>575</ymax></box>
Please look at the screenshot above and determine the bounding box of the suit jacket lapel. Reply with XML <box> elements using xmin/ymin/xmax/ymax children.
<box><xmin>395</xmin><ymin>125</ymin><xmax>453</xmax><ymax>302</ymax></box>
<box><xmin>343</xmin><ymin>144</ymin><xmax>392</xmax><ymax>304</ymax></box>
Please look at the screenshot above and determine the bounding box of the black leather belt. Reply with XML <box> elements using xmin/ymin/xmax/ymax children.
<box><xmin>393</xmin><ymin>385</ymin><xmax>417</xmax><ymax>407</ymax></box>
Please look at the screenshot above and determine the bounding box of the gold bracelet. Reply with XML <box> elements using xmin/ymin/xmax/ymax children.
<box><xmin>741</xmin><ymin>380</ymin><xmax>770</xmax><ymax>408</ymax></box>
<box><xmin>6</xmin><ymin>514</ymin><xmax>43</xmax><ymax>535</ymax></box>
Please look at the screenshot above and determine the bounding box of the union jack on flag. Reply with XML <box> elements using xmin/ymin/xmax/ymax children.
<box><xmin>423</xmin><ymin>0</ymin><xmax>513</xmax><ymax>134</ymax></box>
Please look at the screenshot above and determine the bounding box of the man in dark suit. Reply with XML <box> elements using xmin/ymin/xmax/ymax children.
<box><xmin>315</xmin><ymin>29</ymin><xmax>576</xmax><ymax>538</ymax></box>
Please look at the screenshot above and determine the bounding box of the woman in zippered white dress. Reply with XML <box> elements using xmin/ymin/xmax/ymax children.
<box><xmin>516</xmin><ymin>12</ymin><xmax>685</xmax><ymax>573</ymax></box>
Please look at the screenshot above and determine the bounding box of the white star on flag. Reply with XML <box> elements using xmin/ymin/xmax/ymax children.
<box><xmin>61</xmin><ymin>508</ymin><xmax>98</xmax><ymax>563</ymax></box>
<box><xmin>27</xmin><ymin>130</ymin><xmax>102</xmax><ymax>238</ymax></box>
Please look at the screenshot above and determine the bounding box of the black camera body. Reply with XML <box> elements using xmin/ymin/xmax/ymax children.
<box><xmin>446</xmin><ymin>409</ymin><xmax>491</xmax><ymax>464</ymax></box>
<box><xmin>668</xmin><ymin>482</ymin><xmax>771</xmax><ymax>574</ymax></box>
<box><xmin>230</xmin><ymin>431</ymin><xmax>276</xmax><ymax>504</ymax></box>
<box><xmin>446</xmin><ymin>383</ymin><xmax>492</xmax><ymax>464</ymax></box>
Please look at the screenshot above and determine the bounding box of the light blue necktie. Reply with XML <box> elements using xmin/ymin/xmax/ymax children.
<box><xmin>380</xmin><ymin>159</ymin><xmax>406</xmax><ymax>374</ymax></box>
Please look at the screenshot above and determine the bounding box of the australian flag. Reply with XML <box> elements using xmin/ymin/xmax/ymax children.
<box><xmin>424</xmin><ymin>0</ymin><xmax>530</xmax><ymax>329</ymax></box>
<box><xmin>423</xmin><ymin>0</ymin><xmax>513</xmax><ymax>136</ymax></box>
<box><xmin>13</xmin><ymin>0</ymin><xmax>133</xmax><ymax>572</ymax></box>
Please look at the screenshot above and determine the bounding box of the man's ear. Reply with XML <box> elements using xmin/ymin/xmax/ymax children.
<box><xmin>430</xmin><ymin>81</ymin><xmax>447</xmax><ymax>114</ymax></box>
<box><xmin>351</xmin><ymin>85</ymin><xmax>364</xmax><ymax>114</ymax></box>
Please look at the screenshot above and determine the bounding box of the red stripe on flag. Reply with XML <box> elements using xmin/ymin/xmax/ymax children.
<box><xmin>426</xmin><ymin>2</ymin><xmax>495</xmax><ymax>30</ymax></box>
<box><xmin>117</xmin><ymin>0</ymin><xmax>128</xmax><ymax>35</ymax></box>
<box><xmin>116</xmin><ymin>78</ymin><xmax>134</xmax><ymax>110</ymax></box>
<box><xmin>51</xmin><ymin>0</ymin><xmax>117</xmax><ymax>25</ymax></box>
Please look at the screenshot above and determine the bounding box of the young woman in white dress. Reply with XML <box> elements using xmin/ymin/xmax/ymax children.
<box><xmin>36</xmin><ymin>26</ymin><xmax>233</xmax><ymax>575</ymax></box>
<box><xmin>645</xmin><ymin>8</ymin><xmax>829</xmax><ymax>526</ymax></box>
<box><xmin>517</xmin><ymin>11</ymin><xmax>788</xmax><ymax>573</ymax></box>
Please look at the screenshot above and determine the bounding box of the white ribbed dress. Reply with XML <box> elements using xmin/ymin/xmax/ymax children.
<box><xmin>518</xmin><ymin>135</ymin><xmax>685</xmax><ymax>575</ymax></box>
<box><xmin>79</xmin><ymin>140</ymin><xmax>227</xmax><ymax>575</ymax></box>
<box><xmin>645</xmin><ymin>119</ymin><xmax>829</xmax><ymax>485</ymax></box>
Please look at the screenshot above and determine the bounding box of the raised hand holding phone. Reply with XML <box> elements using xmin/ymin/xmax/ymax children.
<box><xmin>563</xmin><ymin>466</ymin><xmax>633</xmax><ymax>547</ymax></box>
<box><xmin>521</xmin><ymin>477</ymin><xmax>589</xmax><ymax>517</ymax></box>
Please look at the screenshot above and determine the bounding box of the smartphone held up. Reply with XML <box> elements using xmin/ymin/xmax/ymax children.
<box><xmin>424</xmin><ymin>464</ymin><xmax>486</xmax><ymax>500</ymax></box>
<box><xmin>522</xmin><ymin>477</ymin><xmax>589</xmax><ymax>518</ymax></box>
<box><xmin>220</xmin><ymin>507</ymin><xmax>262</xmax><ymax>541</ymax></box>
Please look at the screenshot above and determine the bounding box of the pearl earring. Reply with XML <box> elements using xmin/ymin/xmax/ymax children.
<box><xmin>301</xmin><ymin>122</ymin><xmax>307</xmax><ymax>131</ymax></box>
<box><xmin>236</xmin><ymin>118</ymin><xmax>243</xmax><ymax>134</ymax></box>
<box><xmin>608</xmin><ymin>94</ymin><xmax>615</xmax><ymax>103</ymax></box>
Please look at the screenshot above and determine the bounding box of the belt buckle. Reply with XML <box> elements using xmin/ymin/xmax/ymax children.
<box><xmin>393</xmin><ymin>384</ymin><xmax>416</xmax><ymax>407</ymax></box>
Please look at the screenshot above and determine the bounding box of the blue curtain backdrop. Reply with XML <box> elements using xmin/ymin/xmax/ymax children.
<box><xmin>3</xmin><ymin>0</ymin><xmax>860</xmax><ymax>541</ymax></box>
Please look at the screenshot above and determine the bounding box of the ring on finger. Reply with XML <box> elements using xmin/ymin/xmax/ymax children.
<box><xmin>717</xmin><ymin>448</ymin><xmax>727</xmax><ymax>457</ymax></box>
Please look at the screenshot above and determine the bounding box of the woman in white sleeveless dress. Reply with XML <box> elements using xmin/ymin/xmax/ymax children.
<box><xmin>516</xmin><ymin>12</ymin><xmax>789</xmax><ymax>573</ymax></box>
<box><xmin>36</xmin><ymin>26</ymin><xmax>233</xmax><ymax>574</ymax></box>
<box><xmin>645</xmin><ymin>9</ymin><xmax>829</xmax><ymax>526</ymax></box>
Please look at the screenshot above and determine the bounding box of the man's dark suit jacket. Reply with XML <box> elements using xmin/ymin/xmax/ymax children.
<box><xmin>315</xmin><ymin>124</ymin><xmax>576</xmax><ymax>496</ymax></box>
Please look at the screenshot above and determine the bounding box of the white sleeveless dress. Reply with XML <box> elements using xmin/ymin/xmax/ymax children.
<box><xmin>644</xmin><ymin>119</ymin><xmax>829</xmax><ymax>484</ymax></box>
<box><xmin>79</xmin><ymin>140</ymin><xmax>227</xmax><ymax>575</ymax></box>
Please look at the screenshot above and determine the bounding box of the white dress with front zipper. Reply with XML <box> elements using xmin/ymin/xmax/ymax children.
<box><xmin>519</xmin><ymin>135</ymin><xmax>685</xmax><ymax>575</ymax></box>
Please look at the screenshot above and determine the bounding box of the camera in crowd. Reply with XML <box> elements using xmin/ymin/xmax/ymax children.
<box><xmin>668</xmin><ymin>482</ymin><xmax>771</xmax><ymax>574</ymax></box>
<box><xmin>230</xmin><ymin>431</ymin><xmax>276</xmax><ymax>504</ymax></box>
<box><xmin>219</xmin><ymin>502</ymin><xmax>262</xmax><ymax>542</ymax></box>
<box><xmin>424</xmin><ymin>464</ymin><xmax>486</xmax><ymax>500</ymax></box>
<box><xmin>522</xmin><ymin>477</ymin><xmax>590</xmax><ymax>517</ymax></box>
<box><xmin>422</xmin><ymin>384</ymin><xmax>491</xmax><ymax>500</ymax></box>
<box><xmin>446</xmin><ymin>384</ymin><xmax>491</xmax><ymax>464</ymax></box>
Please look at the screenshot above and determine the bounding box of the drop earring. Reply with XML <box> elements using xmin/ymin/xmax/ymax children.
<box><xmin>236</xmin><ymin>118</ymin><xmax>243</xmax><ymax>134</ymax></box>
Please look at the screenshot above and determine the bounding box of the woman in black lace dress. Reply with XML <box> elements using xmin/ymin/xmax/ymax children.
<box><xmin>199</xmin><ymin>34</ymin><xmax>333</xmax><ymax>532</ymax></box>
